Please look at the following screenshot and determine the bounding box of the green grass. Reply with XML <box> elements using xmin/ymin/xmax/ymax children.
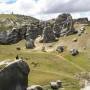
<box><xmin>0</xmin><ymin>14</ymin><xmax>17</xmax><ymax>20</ymax></box>
<box><xmin>0</xmin><ymin>41</ymin><xmax>81</xmax><ymax>90</ymax></box>
<box><xmin>0</xmin><ymin>23</ymin><xmax>90</xmax><ymax>90</ymax></box>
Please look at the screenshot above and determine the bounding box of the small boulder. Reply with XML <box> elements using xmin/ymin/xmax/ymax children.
<box><xmin>50</xmin><ymin>82</ymin><xmax>58</xmax><ymax>90</ymax></box>
<box><xmin>16</xmin><ymin>46</ymin><xmax>21</xmax><ymax>50</ymax></box>
<box><xmin>56</xmin><ymin>80</ymin><xmax>62</xmax><ymax>88</ymax></box>
<box><xmin>27</xmin><ymin>85</ymin><xmax>43</xmax><ymax>90</ymax></box>
<box><xmin>72</xmin><ymin>38</ymin><xmax>78</xmax><ymax>42</ymax></box>
<box><xmin>70</xmin><ymin>49</ymin><xmax>79</xmax><ymax>56</ymax></box>
<box><xmin>26</xmin><ymin>39</ymin><xmax>35</xmax><ymax>49</ymax></box>
<box><xmin>50</xmin><ymin>80</ymin><xmax>62</xmax><ymax>90</ymax></box>
<box><xmin>41</xmin><ymin>46</ymin><xmax>46</xmax><ymax>52</ymax></box>
<box><xmin>56</xmin><ymin>46</ymin><xmax>64</xmax><ymax>53</ymax></box>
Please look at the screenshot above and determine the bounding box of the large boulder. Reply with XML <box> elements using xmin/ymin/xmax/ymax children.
<box><xmin>53</xmin><ymin>13</ymin><xmax>76</xmax><ymax>37</ymax></box>
<box><xmin>0</xmin><ymin>26</ymin><xmax>27</xmax><ymax>44</ymax></box>
<box><xmin>42</xmin><ymin>24</ymin><xmax>56</xmax><ymax>43</ymax></box>
<box><xmin>0</xmin><ymin>59</ymin><xmax>30</xmax><ymax>90</ymax></box>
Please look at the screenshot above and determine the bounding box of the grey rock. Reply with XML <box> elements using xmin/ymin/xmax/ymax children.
<box><xmin>0</xmin><ymin>26</ymin><xmax>26</xmax><ymax>44</ymax></box>
<box><xmin>42</xmin><ymin>24</ymin><xmax>56</xmax><ymax>43</ymax></box>
<box><xmin>27</xmin><ymin>85</ymin><xmax>43</xmax><ymax>90</ymax></box>
<box><xmin>56</xmin><ymin>46</ymin><xmax>64</xmax><ymax>53</ymax></box>
<box><xmin>26</xmin><ymin>39</ymin><xmax>35</xmax><ymax>49</ymax></box>
<box><xmin>50</xmin><ymin>80</ymin><xmax>62</xmax><ymax>90</ymax></box>
<box><xmin>0</xmin><ymin>59</ymin><xmax>30</xmax><ymax>90</ymax></box>
<box><xmin>53</xmin><ymin>13</ymin><xmax>76</xmax><ymax>37</ymax></box>
<box><xmin>70</xmin><ymin>49</ymin><xmax>79</xmax><ymax>56</ymax></box>
<box><xmin>74</xmin><ymin>18</ymin><xmax>89</xmax><ymax>24</ymax></box>
<box><xmin>26</xmin><ymin>22</ymin><xmax>43</xmax><ymax>40</ymax></box>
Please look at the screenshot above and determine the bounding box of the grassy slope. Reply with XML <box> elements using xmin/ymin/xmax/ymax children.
<box><xmin>0</xmin><ymin>20</ymin><xmax>90</xmax><ymax>90</ymax></box>
<box><xmin>0</xmin><ymin>45</ymin><xmax>80</xmax><ymax>90</ymax></box>
<box><xmin>0</xmin><ymin>40</ymin><xmax>88</xmax><ymax>90</ymax></box>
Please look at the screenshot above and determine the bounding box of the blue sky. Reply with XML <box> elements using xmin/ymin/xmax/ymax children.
<box><xmin>0</xmin><ymin>0</ymin><xmax>16</xmax><ymax>3</ymax></box>
<box><xmin>0</xmin><ymin>0</ymin><xmax>90</xmax><ymax>20</ymax></box>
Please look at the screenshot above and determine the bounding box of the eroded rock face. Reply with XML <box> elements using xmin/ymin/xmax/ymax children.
<box><xmin>0</xmin><ymin>13</ymin><xmax>77</xmax><ymax>44</ymax></box>
<box><xmin>74</xmin><ymin>18</ymin><xmax>89</xmax><ymax>24</ymax></box>
<box><xmin>0</xmin><ymin>26</ymin><xmax>26</xmax><ymax>44</ymax></box>
<box><xmin>53</xmin><ymin>13</ymin><xmax>76</xmax><ymax>37</ymax></box>
<box><xmin>41</xmin><ymin>14</ymin><xmax>76</xmax><ymax>43</ymax></box>
<box><xmin>42</xmin><ymin>24</ymin><xmax>56</xmax><ymax>43</ymax></box>
<box><xmin>0</xmin><ymin>59</ymin><xmax>30</xmax><ymax>90</ymax></box>
<box><xmin>26</xmin><ymin>22</ymin><xmax>43</xmax><ymax>40</ymax></box>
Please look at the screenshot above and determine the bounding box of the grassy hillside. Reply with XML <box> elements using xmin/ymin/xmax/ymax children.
<box><xmin>0</xmin><ymin>43</ymin><xmax>81</xmax><ymax>90</ymax></box>
<box><xmin>0</xmin><ymin>16</ymin><xmax>90</xmax><ymax>90</ymax></box>
<box><xmin>0</xmin><ymin>14</ymin><xmax>39</xmax><ymax>31</ymax></box>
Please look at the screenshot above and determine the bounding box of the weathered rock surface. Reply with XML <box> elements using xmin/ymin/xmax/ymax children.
<box><xmin>26</xmin><ymin>39</ymin><xmax>35</xmax><ymax>49</ymax></box>
<box><xmin>0</xmin><ymin>59</ymin><xmax>30</xmax><ymax>90</ymax></box>
<box><xmin>27</xmin><ymin>85</ymin><xmax>43</xmax><ymax>90</ymax></box>
<box><xmin>56</xmin><ymin>46</ymin><xmax>64</xmax><ymax>53</ymax></box>
<box><xmin>41</xmin><ymin>13</ymin><xmax>77</xmax><ymax>43</ymax></box>
<box><xmin>42</xmin><ymin>24</ymin><xmax>56</xmax><ymax>43</ymax></box>
<box><xmin>74</xmin><ymin>18</ymin><xmax>89</xmax><ymax>24</ymax></box>
<box><xmin>70</xmin><ymin>49</ymin><xmax>79</xmax><ymax>56</ymax></box>
<box><xmin>0</xmin><ymin>26</ymin><xmax>26</xmax><ymax>44</ymax></box>
<box><xmin>53</xmin><ymin>13</ymin><xmax>76</xmax><ymax>37</ymax></box>
<box><xmin>26</xmin><ymin>22</ymin><xmax>43</xmax><ymax>40</ymax></box>
<box><xmin>0</xmin><ymin>13</ymin><xmax>77</xmax><ymax>44</ymax></box>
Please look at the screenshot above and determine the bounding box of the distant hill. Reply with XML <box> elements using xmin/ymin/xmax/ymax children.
<box><xmin>0</xmin><ymin>14</ymin><xmax>39</xmax><ymax>31</ymax></box>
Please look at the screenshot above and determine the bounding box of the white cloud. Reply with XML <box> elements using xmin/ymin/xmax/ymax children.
<box><xmin>33</xmin><ymin>13</ymin><xmax>60</xmax><ymax>20</ymax></box>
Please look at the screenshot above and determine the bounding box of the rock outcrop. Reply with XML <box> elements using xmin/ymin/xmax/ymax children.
<box><xmin>0</xmin><ymin>59</ymin><xmax>30</xmax><ymax>90</ymax></box>
<box><xmin>42</xmin><ymin>24</ymin><xmax>56</xmax><ymax>43</ymax></box>
<box><xmin>74</xmin><ymin>18</ymin><xmax>89</xmax><ymax>24</ymax></box>
<box><xmin>41</xmin><ymin>13</ymin><xmax>77</xmax><ymax>43</ymax></box>
<box><xmin>26</xmin><ymin>22</ymin><xmax>43</xmax><ymax>40</ymax></box>
<box><xmin>0</xmin><ymin>13</ymin><xmax>77</xmax><ymax>44</ymax></box>
<box><xmin>0</xmin><ymin>26</ymin><xmax>26</xmax><ymax>44</ymax></box>
<box><xmin>53</xmin><ymin>13</ymin><xmax>76</xmax><ymax>37</ymax></box>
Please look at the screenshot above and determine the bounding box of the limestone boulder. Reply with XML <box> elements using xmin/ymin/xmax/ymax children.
<box><xmin>42</xmin><ymin>24</ymin><xmax>56</xmax><ymax>43</ymax></box>
<box><xmin>26</xmin><ymin>39</ymin><xmax>35</xmax><ymax>49</ymax></box>
<box><xmin>53</xmin><ymin>13</ymin><xmax>76</xmax><ymax>37</ymax></box>
<box><xmin>0</xmin><ymin>59</ymin><xmax>30</xmax><ymax>90</ymax></box>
